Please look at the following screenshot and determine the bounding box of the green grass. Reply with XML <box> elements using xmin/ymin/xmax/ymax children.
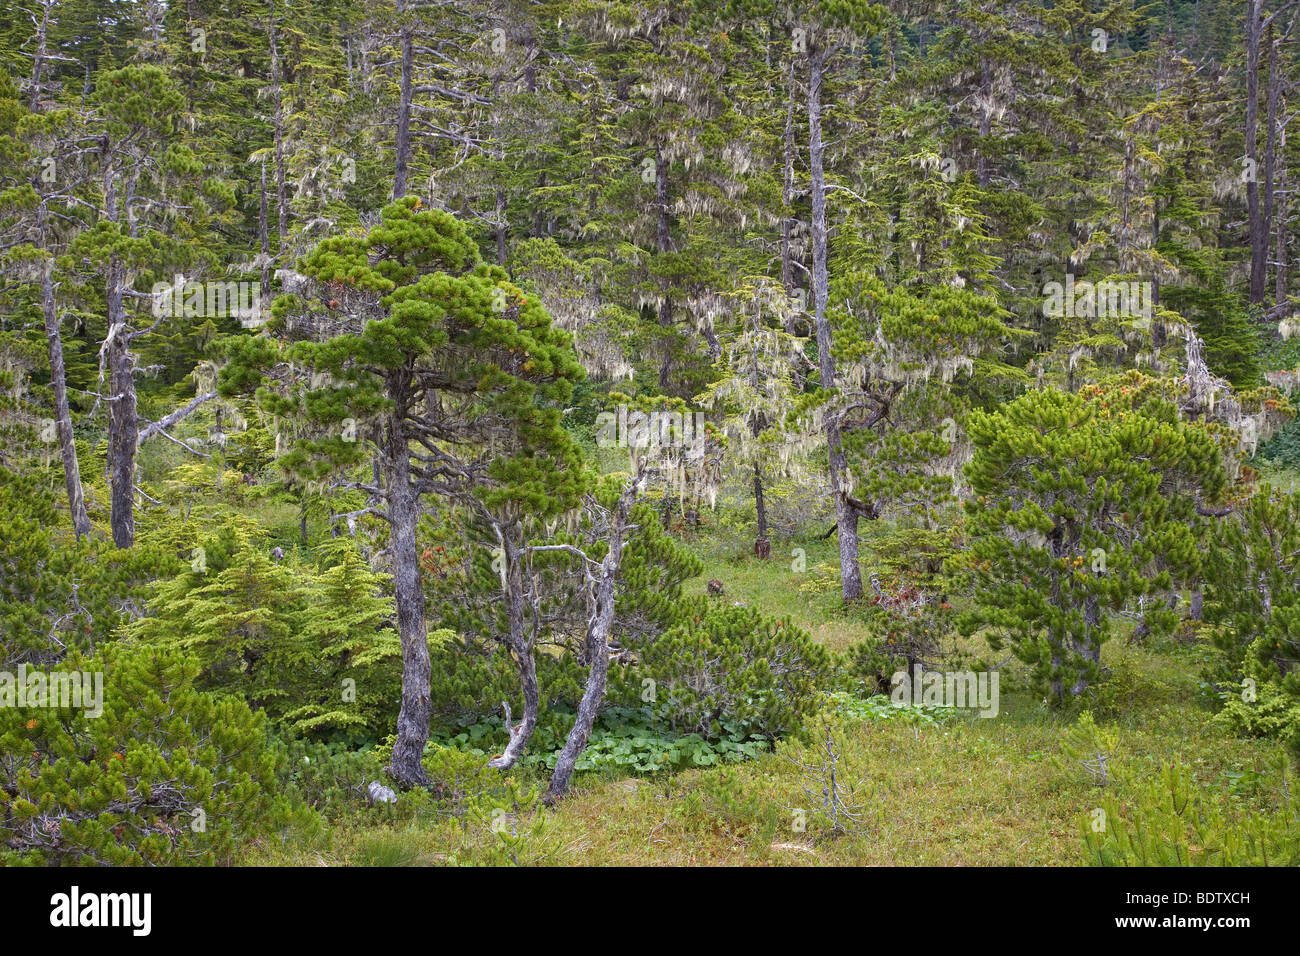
<box><xmin>241</xmin><ymin>529</ymin><xmax>1288</xmax><ymax>867</ymax></box>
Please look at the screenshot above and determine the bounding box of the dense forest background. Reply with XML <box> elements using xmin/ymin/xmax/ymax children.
<box><xmin>2</xmin><ymin>0</ymin><xmax>1300</xmax><ymax>867</ymax></box>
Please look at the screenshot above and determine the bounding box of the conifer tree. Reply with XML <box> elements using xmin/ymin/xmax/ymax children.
<box><xmin>0</xmin><ymin>69</ymin><xmax>94</xmax><ymax>537</ymax></box>
<box><xmin>1204</xmin><ymin>486</ymin><xmax>1300</xmax><ymax>704</ymax></box>
<box><xmin>63</xmin><ymin>64</ymin><xmax>228</xmax><ymax>547</ymax></box>
<box><xmin>700</xmin><ymin>278</ymin><xmax>810</xmax><ymax>551</ymax></box>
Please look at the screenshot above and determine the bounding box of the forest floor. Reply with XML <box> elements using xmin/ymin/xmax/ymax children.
<box><xmin>241</xmin><ymin>535</ymin><xmax>1286</xmax><ymax>867</ymax></box>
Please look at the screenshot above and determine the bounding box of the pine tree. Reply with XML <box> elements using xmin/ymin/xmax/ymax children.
<box><xmin>1204</xmin><ymin>486</ymin><xmax>1300</xmax><ymax>713</ymax></box>
<box><xmin>961</xmin><ymin>387</ymin><xmax>1226</xmax><ymax>703</ymax></box>
<box><xmin>0</xmin><ymin>642</ymin><xmax>307</xmax><ymax>865</ymax></box>
<box><xmin>0</xmin><ymin>468</ymin><xmax>168</xmax><ymax>666</ymax></box>
<box><xmin>223</xmin><ymin>195</ymin><xmax>586</xmax><ymax>787</ymax></box>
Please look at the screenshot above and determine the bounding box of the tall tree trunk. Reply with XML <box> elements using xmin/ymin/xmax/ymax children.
<box><xmin>781</xmin><ymin>59</ymin><xmax>805</xmax><ymax>393</ymax></box>
<box><xmin>384</xmin><ymin>412</ymin><xmax>432</xmax><ymax>789</ymax></box>
<box><xmin>808</xmin><ymin>46</ymin><xmax>862</xmax><ymax>602</ymax></box>
<box><xmin>269</xmin><ymin>19</ymin><xmax>289</xmax><ymax>251</ymax></box>
<box><xmin>782</xmin><ymin>59</ymin><xmax>801</xmax><ymax>340</ymax></box>
<box><xmin>491</xmin><ymin>58</ymin><xmax>508</xmax><ymax>266</ymax></box>
<box><xmin>100</xmin><ymin>141</ymin><xmax>135</xmax><ymax>549</ymax></box>
<box><xmin>1247</xmin><ymin>0</ymin><xmax>1267</xmax><ymax>304</ymax></box>
<box><xmin>31</xmin><ymin>39</ymin><xmax>89</xmax><ymax>540</ymax></box>
<box><xmin>977</xmin><ymin>54</ymin><xmax>992</xmax><ymax>188</ymax></box>
<box><xmin>1270</xmin><ymin>14</ymin><xmax>1295</xmax><ymax>311</ymax></box>
<box><xmin>655</xmin><ymin>144</ymin><xmax>673</xmax><ymax>389</ymax></box>
<box><xmin>1265</xmin><ymin>20</ymin><xmax>1280</xmax><ymax>304</ymax></box>
<box><xmin>1277</xmin><ymin>136</ymin><xmax>1289</xmax><ymax>309</ymax></box>
<box><xmin>750</xmin><ymin>326</ymin><xmax>769</xmax><ymax>549</ymax></box>
<box><xmin>28</xmin><ymin>0</ymin><xmax>51</xmax><ymax>110</ymax></box>
<box><xmin>106</xmin><ymin>272</ymin><xmax>136</xmax><ymax>549</ymax></box>
<box><xmin>42</xmin><ymin>259</ymin><xmax>91</xmax><ymax>539</ymax></box>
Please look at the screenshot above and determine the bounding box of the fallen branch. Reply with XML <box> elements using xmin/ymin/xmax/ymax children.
<box><xmin>136</xmin><ymin>391</ymin><xmax>218</xmax><ymax>448</ymax></box>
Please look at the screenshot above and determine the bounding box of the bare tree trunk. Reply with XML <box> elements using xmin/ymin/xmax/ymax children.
<box><xmin>42</xmin><ymin>260</ymin><xmax>90</xmax><ymax>539</ymax></box>
<box><xmin>1265</xmin><ymin>20</ymin><xmax>1280</xmax><ymax>303</ymax></box>
<box><xmin>491</xmin><ymin>57</ymin><xmax>508</xmax><ymax>266</ymax></box>
<box><xmin>524</xmin><ymin>22</ymin><xmax>537</xmax><ymax>93</ymax></box>
<box><xmin>489</xmin><ymin>531</ymin><xmax>539</xmax><ymax>770</ymax></box>
<box><xmin>1069</xmin><ymin>596</ymin><xmax>1103</xmax><ymax>696</ymax></box>
<box><xmin>269</xmin><ymin>19</ymin><xmax>289</xmax><ymax>250</ymax></box>
<box><xmin>106</xmin><ymin>258</ymin><xmax>136</xmax><ymax>549</ymax></box>
<box><xmin>808</xmin><ymin>45</ymin><xmax>862</xmax><ymax>602</ymax></box>
<box><xmin>258</xmin><ymin>161</ymin><xmax>271</xmax><ymax>316</ymax></box>
<box><xmin>31</xmin><ymin>40</ymin><xmax>91</xmax><ymax>540</ymax></box>
<box><xmin>545</xmin><ymin>489</ymin><xmax>636</xmax><ymax>802</ymax></box>
<box><xmin>98</xmin><ymin>132</ymin><xmax>136</xmax><ymax>549</ymax></box>
<box><xmin>28</xmin><ymin>0</ymin><xmax>51</xmax><ymax>110</ymax></box>
<box><xmin>782</xmin><ymin>57</ymin><xmax>798</xmax><ymax>334</ymax></box>
<box><xmin>1272</xmin><ymin>21</ymin><xmax>1293</xmax><ymax>311</ymax></box>
<box><xmin>384</xmin><ymin>412</ymin><xmax>432</xmax><ymax>789</ymax></box>
<box><xmin>781</xmin><ymin>59</ymin><xmax>805</xmax><ymax>395</ymax></box>
<box><xmin>1278</xmin><ymin>145</ymin><xmax>1289</xmax><ymax>309</ymax></box>
<box><xmin>977</xmin><ymin>55</ymin><xmax>992</xmax><ymax>188</ymax></box>
<box><xmin>393</xmin><ymin>19</ymin><xmax>414</xmax><ymax>200</ymax></box>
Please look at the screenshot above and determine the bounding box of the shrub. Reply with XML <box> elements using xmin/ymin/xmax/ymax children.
<box><xmin>1056</xmin><ymin>710</ymin><xmax>1120</xmax><ymax>787</ymax></box>
<box><xmin>1203</xmin><ymin>486</ymin><xmax>1300</xmax><ymax>757</ymax></box>
<box><xmin>961</xmin><ymin>388</ymin><xmax>1225</xmax><ymax>704</ymax></box>
<box><xmin>128</xmin><ymin>524</ymin><xmax>401</xmax><ymax>744</ymax></box>
<box><xmin>821</xmin><ymin>690</ymin><xmax>955</xmax><ymax>726</ymax></box>
<box><xmin>282</xmin><ymin>739</ymin><xmax>384</xmax><ymax>818</ymax></box>
<box><xmin>1211</xmin><ymin>683</ymin><xmax>1300</xmax><ymax>758</ymax></box>
<box><xmin>633</xmin><ymin>603</ymin><xmax>832</xmax><ymax>739</ymax></box>
<box><xmin>431</xmin><ymin>705</ymin><xmax>769</xmax><ymax>776</ymax></box>
<box><xmin>1082</xmin><ymin>760</ymin><xmax>1300</xmax><ymax>866</ymax></box>
<box><xmin>0</xmin><ymin>644</ymin><xmax>313</xmax><ymax>865</ymax></box>
<box><xmin>0</xmin><ymin>470</ymin><xmax>171</xmax><ymax>665</ymax></box>
<box><xmin>845</xmin><ymin>570</ymin><xmax>959</xmax><ymax>693</ymax></box>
